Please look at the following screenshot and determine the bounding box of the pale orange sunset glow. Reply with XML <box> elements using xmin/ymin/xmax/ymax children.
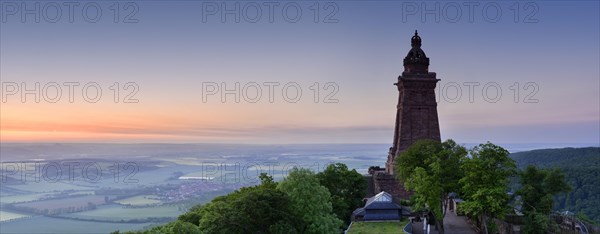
<box><xmin>0</xmin><ymin>1</ymin><xmax>597</xmax><ymax>145</ymax></box>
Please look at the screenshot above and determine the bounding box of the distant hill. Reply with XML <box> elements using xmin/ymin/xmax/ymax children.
<box><xmin>510</xmin><ymin>147</ymin><xmax>600</xmax><ymax>169</ymax></box>
<box><xmin>510</xmin><ymin>147</ymin><xmax>600</xmax><ymax>223</ymax></box>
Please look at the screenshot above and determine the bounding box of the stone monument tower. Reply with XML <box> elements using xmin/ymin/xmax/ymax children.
<box><xmin>386</xmin><ymin>30</ymin><xmax>441</xmax><ymax>174</ymax></box>
<box><xmin>368</xmin><ymin>31</ymin><xmax>442</xmax><ymax>199</ymax></box>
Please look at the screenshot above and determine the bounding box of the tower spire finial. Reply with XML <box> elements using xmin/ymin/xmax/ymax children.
<box><xmin>411</xmin><ymin>30</ymin><xmax>422</xmax><ymax>48</ymax></box>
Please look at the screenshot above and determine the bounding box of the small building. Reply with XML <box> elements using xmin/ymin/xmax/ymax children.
<box><xmin>351</xmin><ymin>191</ymin><xmax>409</xmax><ymax>221</ymax></box>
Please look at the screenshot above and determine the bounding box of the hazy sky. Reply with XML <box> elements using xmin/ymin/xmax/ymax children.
<box><xmin>1</xmin><ymin>1</ymin><xmax>598</xmax><ymax>144</ymax></box>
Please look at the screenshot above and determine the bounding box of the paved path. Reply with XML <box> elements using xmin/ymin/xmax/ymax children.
<box><xmin>411</xmin><ymin>210</ymin><xmax>475</xmax><ymax>234</ymax></box>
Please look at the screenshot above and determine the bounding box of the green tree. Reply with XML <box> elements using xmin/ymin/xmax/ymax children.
<box><xmin>120</xmin><ymin>221</ymin><xmax>187</xmax><ymax>234</ymax></box>
<box><xmin>172</xmin><ymin>220</ymin><xmax>202</xmax><ymax>234</ymax></box>
<box><xmin>198</xmin><ymin>174</ymin><xmax>298</xmax><ymax>233</ymax></box>
<box><xmin>277</xmin><ymin>168</ymin><xmax>342</xmax><ymax>234</ymax></box>
<box><xmin>395</xmin><ymin>139</ymin><xmax>467</xmax><ymax>234</ymax></box>
<box><xmin>511</xmin><ymin>147</ymin><xmax>600</xmax><ymax>223</ymax></box>
<box><xmin>177</xmin><ymin>204</ymin><xmax>206</xmax><ymax>226</ymax></box>
<box><xmin>460</xmin><ymin>142</ymin><xmax>517</xmax><ymax>234</ymax></box>
<box><xmin>317</xmin><ymin>163</ymin><xmax>367</xmax><ymax>226</ymax></box>
<box><xmin>517</xmin><ymin>166</ymin><xmax>571</xmax><ymax>234</ymax></box>
<box><xmin>259</xmin><ymin>172</ymin><xmax>277</xmax><ymax>188</ymax></box>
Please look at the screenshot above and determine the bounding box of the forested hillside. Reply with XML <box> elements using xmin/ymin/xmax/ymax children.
<box><xmin>510</xmin><ymin>147</ymin><xmax>600</xmax><ymax>223</ymax></box>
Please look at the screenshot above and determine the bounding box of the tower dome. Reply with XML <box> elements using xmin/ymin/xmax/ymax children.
<box><xmin>403</xmin><ymin>30</ymin><xmax>430</xmax><ymax>74</ymax></box>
